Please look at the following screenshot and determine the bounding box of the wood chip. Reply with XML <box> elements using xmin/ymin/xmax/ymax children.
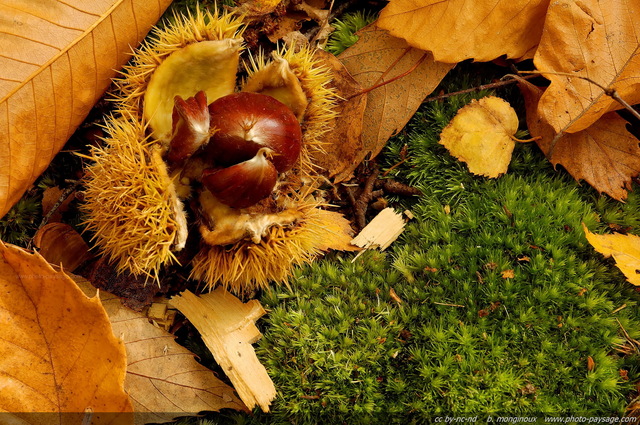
<box><xmin>170</xmin><ymin>288</ymin><xmax>276</xmax><ymax>412</ymax></box>
<box><xmin>350</xmin><ymin>208</ymin><xmax>407</xmax><ymax>260</ymax></box>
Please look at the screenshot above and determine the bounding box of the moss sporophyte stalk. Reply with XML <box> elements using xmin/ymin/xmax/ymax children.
<box><xmin>80</xmin><ymin>8</ymin><xmax>352</xmax><ymax>291</ymax></box>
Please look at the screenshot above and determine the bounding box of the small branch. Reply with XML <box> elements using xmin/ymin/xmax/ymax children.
<box><xmin>375</xmin><ymin>179</ymin><xmax>422</xmax><ymax>197</ymax></box>
<box><xmin>433</xmin><ymin>301</ymin><xmax>466</xmax><ymax>308</ymax></box>
<box><xmin>422</xmin><ymin>73</ymin><xmax>540</xmax><ymax>104</ymax></box>
<box><xmin>38</xmin><ymin>181</ymin><xmax>81</xmax><ymax>230</ymax></box>
<box><xmin>518</xmin><ymin>69</ymin><xmax>640</xmax><ymax>124</ymax></box>
<box><xmin>353</xmin><ymin>166</ymin><xmax>380</xmax><ymax>229</ymax></box>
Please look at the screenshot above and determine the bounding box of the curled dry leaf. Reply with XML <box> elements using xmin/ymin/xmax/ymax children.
<box><xmin>0</xmin><ymin>243</ymin><xmax>132</xmax><ymax>423</ymax></box>
<box><xmin>338</xmin><ymin>25</ymin><xmax>453</xmax><ymax>180</ymax></box>
<box><xmin>583</xmin><ymin>223</ymin><xmax>640</xmax><ymax>286</ymax></box>
<box><xmin>0</xmin><ymin>0</ymin><xmax>173</xmax><ymax>218</ymax></box>
<box><xmin>520</xmin><ymin>79</ymin><xmax>640</xmax><ymax>201</ymax></box>
<box><xmin>439</xmin><ymin>96</ymin><xmax>520</xmax><ymax>178</ymax></box>
<box><xmin>74</xmin><ymin>277</ymin><xmax>249</xmax><ymax>424</ymax></box>
<box><xmin>33</xmin><ymin>222</ymin><xmax>92</xmax><ymax>272</ymax></box>
<box><xmin>535</xmin><ymin>0</ymin><xmax>640</xmax><ymax>134</ymax></box>
<box><xmin>312</xmin><ymin>49</ymin><xmax>367</xmax><ymax>181</ymax></box>
<box><xmin>376</xmin><ymin>0</ymin><xmax>551</xmax><ymax>62</ymax></box>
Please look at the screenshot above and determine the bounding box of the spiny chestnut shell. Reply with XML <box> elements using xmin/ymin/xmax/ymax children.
<box><xmin>201</xmin><ymin>148</ymin><xmax>278</xmax><ymax>209</ymax></box>
<box><xmin>206</xmin><ymin>92</ymin><xmax>302</xmax><ymax>172</ymax></box>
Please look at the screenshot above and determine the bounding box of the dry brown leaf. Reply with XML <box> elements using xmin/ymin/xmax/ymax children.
<box><xmin>583</xmin><ymin>223</ymin><xmax>640</xmax><ymax>286</ymax></box>
<box><xmin>236</xmin><ymin>0</ymin><xmax>285</xmax><ymax>16</ymax></box>
<box><xmin>0</xmin><ymin>242</ymin><xmax>132</xmax><ymax>423</ymax></box>
<box><xmin>0</xmin><ymin>0</ymin><xmax>173</xmax><ymax>219</ymax></box>
<box><xmin>376</xmin><ymin>0</ymin><xmax>551</xmax><ymax>62</ymax></box>
<box><xmin>338</xmin><ymin>25</ymin><xmax>453</xmax><ymax>180</ymax></box>
<box><xmin>438</xmin><ymin>96</ymin><xmax>519</xmax><ymax>178</ymax></box>
<box><xmin>520</xmin><ymin>79</ymin><xmax>640</xmax><ymax>201</ymax></box>
<box><xmin>170</xmin><ymin>288</ymin><xmax>276</xmax><ymax>412</ymax></box>
<box><xmin>312</xmin><ymin>49</ymin><xmax>367</xmax><ymax>181</ymax></box>
<box><xmin>33</xmin><ymin>222</ymin><xmax>92</xmax><ymax>272</ymax></box>
<box><xmin>74</xmin><ymin>278</ymin><xmax>249</xmax><ymax>424</ymax></box>
<box><xmin>535</xmin><ymin>0</ymin><xmax>640</xmax><ymax>134</ymax></box>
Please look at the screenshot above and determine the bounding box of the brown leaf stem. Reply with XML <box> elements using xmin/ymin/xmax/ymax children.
<box><xmin>517</xmin><ymin>70</ymin><xmax>640</xmax><ymax>159</ymax></box>
<box><xmin>422</xmin><ymin>73</ymin><xmax>540</xmax><ymax>104</ymax></box>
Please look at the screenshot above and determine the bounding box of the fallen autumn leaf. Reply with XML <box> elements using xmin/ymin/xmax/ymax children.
<box><xmin>0</xmin><ymin>242</ymin><xmax>132</xmax><ymax>423</ymax></box>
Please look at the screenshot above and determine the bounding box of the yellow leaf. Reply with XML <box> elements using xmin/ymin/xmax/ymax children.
<box><xmin>583</xmin><ymin>224</ymin><xmax>640</xmax><ymax>286</ymax></box>
<box><xmin>0</xmin><ymin>0</ymin><xmax>173</xmax><ymax>218</ymax></box>
<box><xmin>170</xmin><ymin>288</ymin><xmax>276</xmax><ymax>412</ymax></box>
<box><xmin>438</xmin><ymin>96</ymin><xmax>519</xmax><ymax>178</ymax></box>
<box><xmin>0</xmin><ymin>243</ymin><xmax>132</xmax><ymax>422</ymax></box>
<box><xmin>74</xmin><ymin>277</ymin><xmax>249</xmax><ymax>423</ymax></box>
<box><xmin>376</xmin><ymin>0</ymin><xmax>550</xmax><ymax>62</ymax></box>
<box><xmin>535</xmin><ymin>0</ymin><xmax>640</xmax><ymax>134</ymax></box>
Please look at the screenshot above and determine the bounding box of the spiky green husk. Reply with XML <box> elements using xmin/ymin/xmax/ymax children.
<box><xmin>84</xmin><ymin>7</ymin><xmax>347</xmax><ymax>288</ymax></box>
<box><xmin>190</xmin><ymin>206</ymin><xmax>353</xmax><ymax>293</ymax></box>
<box><xmin>81</xmin><ymin>114</ymin><xmax>178</xmax><ymax>281</ymax></box>
<box><xmin>112</xmin><ymin>8</ymin><xmax>244</xmax><ymax>117</ymax></box>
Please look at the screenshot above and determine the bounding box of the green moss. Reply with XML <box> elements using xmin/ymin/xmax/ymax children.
<box><xmin>241</xmin><ymin>86</ymin><xmax>640</xmax><ymax>422</ymax></box>
<box><xmin>326</xmin><ymin>11</ymin><xmax>377</xmax><ymax>55</ymax></box>
<box><xmin>0</xmin><ymin>196</ymin><xmax>41</xmax><ymax>245</ymax></box>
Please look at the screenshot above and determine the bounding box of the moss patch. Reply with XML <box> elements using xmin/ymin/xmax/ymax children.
<box><xmin>246</xmin><ymin>90</ymin><xmax>640</xmax><ymax>423</ymax></box>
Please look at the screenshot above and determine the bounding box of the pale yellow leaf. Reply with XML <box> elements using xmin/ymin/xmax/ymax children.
<box><xmin>439</xmin><ymin>96</ymin><xmax>519</xmax><ymax>178</ymax></box>
<box><xmin>583</xmin><ymin>224</ymin><xmax>640</xmax><ymax>286</ymax></box>
<box><xmin>0</xmin><ymin>0</ymin><xmax>173</xmax><ymax>218</ymax></box>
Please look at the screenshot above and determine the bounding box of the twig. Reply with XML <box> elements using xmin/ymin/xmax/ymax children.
<box><xmin>353</xmin><ymin>166</ymin><xmax>380</xmax><ymax>229</ymax></box>
<box><xmin>517</xmin><ymin>70</ymin><xmax>640</xmax><ymax>159</ymax></box>
<box><xmin>38</xmin><ymin>180</ymin><xmax>81</xmax><ymax>229</ymax></box>
<box><xmin>433</xmin><ymin>301</ymin><xmax>466</xmax><ymax>308</ymax></box>
<box><xmin>375</xmin><ymin>179</ymin><xmax>422</xmax><ymax>197</ymax></box>
<box><xmin>421</xmin><ymin>73</ymin><xmax>541</xmax><ymax>104</ymax></box>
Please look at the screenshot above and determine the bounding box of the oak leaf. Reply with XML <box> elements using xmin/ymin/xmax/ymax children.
<box><xmin>535</xmin><ymin>0</ymin><xmax>640</xmax><ymax>134</ymax></box>
<box><xmin>583</xmin><ymin>224</ymin><xmax>640</xmax><ymax>286</ymax></box>
<box><xmin>0</xmin><ymin>243</ymin><xmax>132</xmax><ymax>423</ymax></box>
<box><xmin>0</xmin><ymin>0</ymin><xmax>173</xmax><ymax>219</ymax></box>
<box><xmin>338</xmin><ymin>25</ymin><xmax>453</xmax><ymax>180</ymax></box>
<box><xmin>439</xmin><ymin>96</ymin><xmax>519</xmax><ymax>178</ymax></box>
<box><xmin>74</xmin><ymin>278</ymin><xmax>249</xmax><ymax>424</ymax></box>
<box><xmin>376</xmin><ymin>0</ymin><xmax>551</xmax><ymax>62</ymax></box>
<box><xmin>520</xmin><ymin>79</ymin><xmax>640</xmax><ymax>201</ymax></box>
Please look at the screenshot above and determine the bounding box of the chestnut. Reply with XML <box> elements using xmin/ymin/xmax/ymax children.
<box><xmin>166</xmin><ymin>91</ymin><xmax>210</xmax><ymax>164</ymax></box>
<box><xmin>201</xmin><ymin>147</ymin><xmax>278</xmax><ymax>209</ymax></box>
<box><xmin>206</xmin><ymin>92</ymin><xmax>302</xmax><ymax>173</ymax></box>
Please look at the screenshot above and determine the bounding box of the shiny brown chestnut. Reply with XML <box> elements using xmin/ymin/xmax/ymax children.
<box><xmin>206</xmin><ymin>92</ymin><xmax>302</xmax><ymax>173</ymax></box>
<box><xmin>201</xmin><ymin>147</ymin><xmax>278</xmax><ymax>209</ymax></box>
<box><xmin>166</xmin><ymin>91</ymin><xmax>210</xmax><ymax>164</ymax></box>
